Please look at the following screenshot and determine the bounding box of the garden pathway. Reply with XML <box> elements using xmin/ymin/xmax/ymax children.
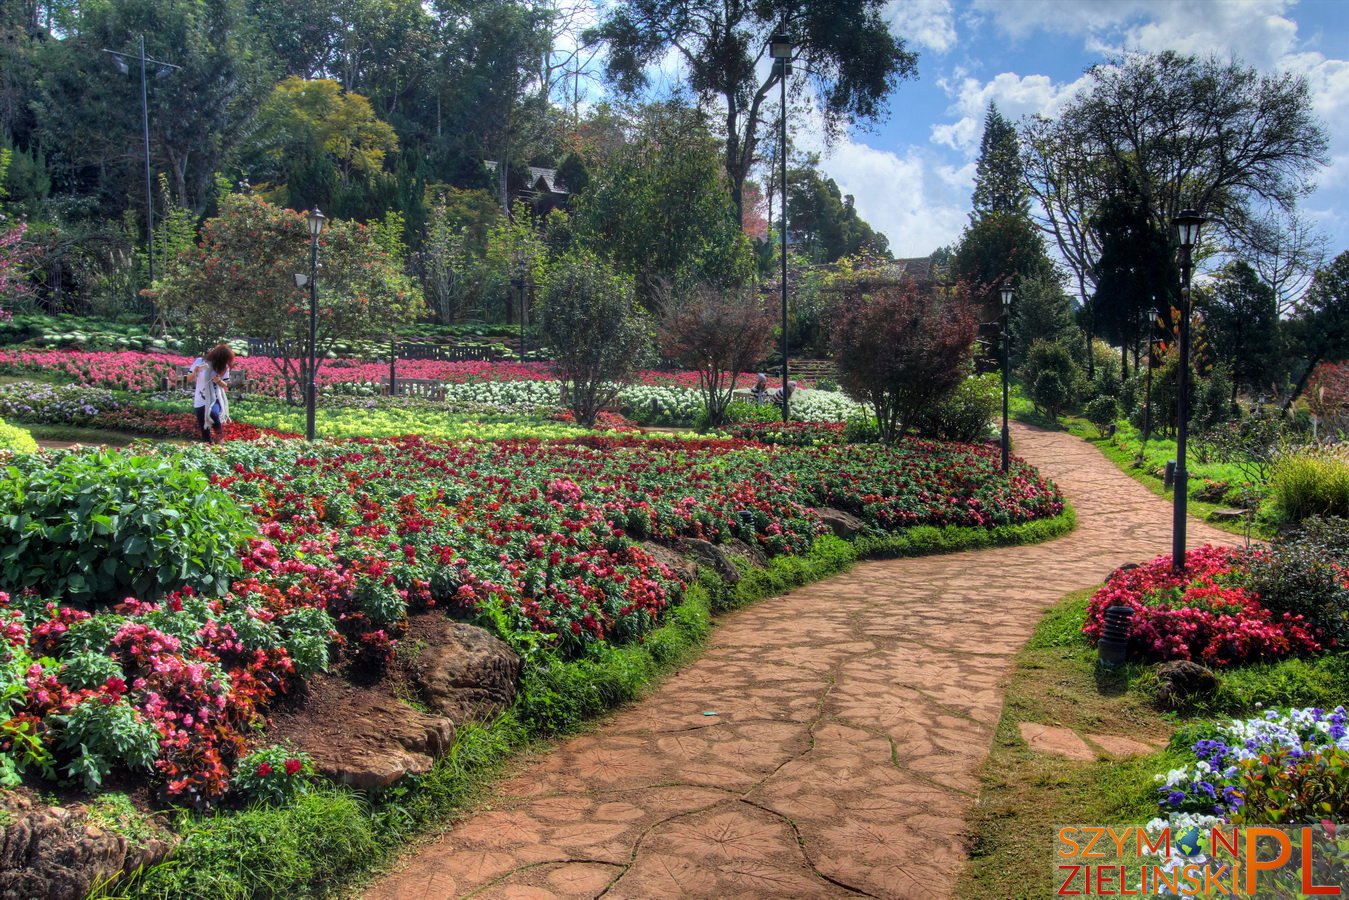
<box><xmin>365</xmin><ymin>424</ymin><xmax>1240</xmax><ymax>900</ymax></box>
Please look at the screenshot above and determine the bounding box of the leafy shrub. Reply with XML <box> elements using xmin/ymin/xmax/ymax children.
<box><xmin>1195</xmin><ymin>410</ymin><xmax>1295</xmax><ymax>486</ymax></box>
<box><xmin>0</xmin><ymin>450</ymin><xmax>252</xmax><ymax>605</ymax></box>
<box><xmin>0</xmin><ymin>417</ymin><xmax>36</xmax><ymax>454</ymax></box>
<box><xmin>0</xmin><ymin>381</ymin><xmax>125</xmax><ymax>426</ymax></box>
<box><xmin>1085</xmin><ymin>395</ymin><xmax>1119</xmax><ymax>437</ymax></box>
<box><xmin>275</xmin><ymin>607</ymin><xmax>335</xmax><ymax>676</ymax></box>
<box><xmin>724</xmin><ymin>400</ymin><xmax>781</xmax><ymax>425</ymax></box>
<box><xmin>230</xmin><ymin>746</ymin><xmax>314</xmax><ymax>806</ymax></box>
<box><xmin>1084</xmin><ymin>546</ymin><xmax>1321</xmax><ymax>666</ymax></box>
<box><xmin>830</xmin><ymin>280</ymin><xmax>977</xmax><ymax>442</ymax></box>
<box><xmin>54</xmin><ymin>696</ymin><xmax>161</xmax><ymax>790</ymax></box>
<box><xmin>912</xmin><ymin>373</ymin><xmax>999</xmax><ymax>442</ymax></box>
<box><xmin>1269</xmin><ymin>452</ymin><xmax>1349</xmax><ymax>523</ymax></box>
<box><xmin>1020</xmin><ymin>339</ymin><xmax>1080</xmax><ymax>419</ymax></box>
<box><xmin>59</xmin><ymin>650</ymin><xmax>124</xmax><ymax>689</ymax></box>
<box><xmin>842</xmin><ymin>412</ymin><xmax>881</xmax><ymax>444</ymax></box>
<box><xmin>1244</xmin><ymin>517</ymin><xmax>1349</xmax><ymax>646</ymax></box>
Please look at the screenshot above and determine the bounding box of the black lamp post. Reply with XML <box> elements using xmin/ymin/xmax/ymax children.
<box><xmin>305</xmin><ymin>207</ymin><xmax>326</xmax><ymax>441</ymax></box>
<box><xmin>769</xmin><ymin>30</ymin><xmax>792</xmax><ymax>423</ymax></box>
<box><xmin>1000</xmin><ymin>282</ymin><xmax>1013</xmax><ymax>472</ymax></box>
<box><xmin>102</xmin><ymin>38</ymin><xmax>179</xmax><ymax>319</ymax></box>
<box><xmin>1170</xmin><ymin>208</ymin><xmax>1206</xmax><ymax>572</ymax></box>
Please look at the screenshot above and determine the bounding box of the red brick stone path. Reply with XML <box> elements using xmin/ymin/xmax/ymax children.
<box><xmin>366</xmin><ymin>424</ymin><xmax>1239</xmax><ymax>899</ymax></box>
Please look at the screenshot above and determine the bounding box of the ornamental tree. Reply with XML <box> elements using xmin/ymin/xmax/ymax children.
<box><xmin>155</xmin><ymin>194</ymin><xmax>423</xmax><ymax>404</ymax></box>
<box><xmin>658</xmin><ymin>283</ymin><xmax>775</xmax><ymax>427</ymax></box>
<box><xmin>830</xmin><ymin>281</ymin><xmax>977</xmax><ymax>442</ymax></box>
<box><xmin>538</xmin><ymin>250</ymin><xmax>651</xmax><ymax>427</ymax></box>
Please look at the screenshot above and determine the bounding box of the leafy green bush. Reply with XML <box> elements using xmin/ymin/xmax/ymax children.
<box><xmin>842</xmin><ymin>412</ymin><xmax>880</xmax><ymax>443</ymax></box>
<box><xmin>1085</xmin><ymin>395</ymin><xmax>1119</xmax><ymax>437</ymax></box>
<box><xmin>230</xmin><ymin>747</ymin><xmax>315</xmax><ymax>806</ymax></box>
<box><xmin>1020</xmin><ymin>339</ymin><xmax>1080</xmax><ymax>420</ymax></box>
<box><xmin>1244</xmin><ymin>517</ymin><xmax>1349</xmax><ymax>645</ymax></box>
<box><xmin>724</xmin><ymin>400</ymin><xmax>781</xmax><ymax>425</ymax></box>
<box><xmin>913</xmin><ymin>373</ymin><xmax>999</xmax><ymax>442</ymax></box>
<box><xmin>53</xmin><ymin>696</ymin><xmax>160</xmax><ymax>790</ymax></box>
<box><xmin>1269</xmin><ymin>453</ymin><xmax>1349</xmax><ymax>523</ymax></box>
<box><xmin>0</xmin><ymin>417</ymin><xmax>36</xmax><ymax>454</ymax></box>
<box><xmin>0</xmin><ymin>451</ymin><xmax>252</xmax><ymax>605</ymax></box>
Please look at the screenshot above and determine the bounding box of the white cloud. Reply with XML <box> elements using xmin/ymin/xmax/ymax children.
<box><xmin>887</xmin><ymin>0</ymin><xmax>958</xmax><ymax>54</ymax></box>
<box><xmin>932</xmin><ymin>71</ymin><xmax>1087</xmax><ymax>154</ymax></box>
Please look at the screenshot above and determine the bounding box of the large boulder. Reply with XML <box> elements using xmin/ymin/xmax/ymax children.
<box><xmin>680</xmin><ymin>538</ymin><xmax>742</xmax><ymax>584</ymax></box>
<box><xmin>639</xmin><ymin>541</ymin><xmax>698</xmax><ymax>582</ymax></box>
<box><xmin>268</xmin><ymin>675</ymin><xmax>454</xmax><ymax>792</ymax></box>
<box><xmin>410</xmin><ymin>620</ymin><xmax>521</xmax><ymax>725</ymax></box>
<box><xmin>812</xmin><ymin>507</ymin><xmax>866</xmax><ymax>538</ymax></box>
<box><xmin>1154</xmin><ymin>660</ymin><xmax>1219</xmax><ymax>709</ymax></box>
<box><xmin>0</xmin><ymin>791</ymin><xmax>174</xmax><ymax>900</ymax></box>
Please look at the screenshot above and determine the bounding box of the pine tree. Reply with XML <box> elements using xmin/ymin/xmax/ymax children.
<box><xmin>970</xmin><ymin>103</ymin><xmax>1027</xmax><ymax>219</ymax></box>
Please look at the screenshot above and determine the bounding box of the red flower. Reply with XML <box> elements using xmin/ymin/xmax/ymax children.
<box><xmin>256</xmin><ymin>761</ymin><xmax>273</xmax><ymax>777</ymax></box>
<box><xmin>284</xmin><ymin>758</ymin><xmax>302</xmax><ymax>776</ymax></box>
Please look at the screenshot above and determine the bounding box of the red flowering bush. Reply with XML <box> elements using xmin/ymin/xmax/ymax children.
<box><xmin>1084</xmin><ymin>546</ymin><xmax>1323</xmax><ymax>666</ymax></box>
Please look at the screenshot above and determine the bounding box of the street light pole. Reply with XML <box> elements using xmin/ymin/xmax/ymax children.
<box><xmin>1000</xmin><ymin>283</ymin><xmax>1013</xmax><ymax>472</ymax></box>
<box><xmin>102</xmin><ymin>39</ymin><xmax>179</xmax><ymax>321</ymax></box>
<box><xmin>770</xmin><ymin>32</ymin><xmax>793</xmax><ymax>424</ymax></box>
<box><xmin>1171</xmin><ymin>208</ymin><xmax>1207</xmax><ymax>573</ymax></box>
<box><xmin>305</xmin><ymin>208</ymin><xmax>326</xmax><ymax>441</ymax></box>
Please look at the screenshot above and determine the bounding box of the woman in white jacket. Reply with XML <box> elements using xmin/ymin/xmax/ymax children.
<box><xmin>189</xmin><ymin>343</ymin><xmax>234</xmax><ymax>443</ymax></box>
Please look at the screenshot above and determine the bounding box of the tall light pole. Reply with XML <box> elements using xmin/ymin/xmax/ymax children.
<box><xmin>1170</xmin><ymin>208</ymin><xmax>1207</xmax><ymax>572</ymax></box>
<box><xmin>769</xmin><ymin>31</ymin><xmax>793</xmax><ymax>423</ymax></box>
<box><xmin>102</xmin><ymin>38</ymin><xmax>179</xmax><ymax>317</ymax></box>
<box><xmin>1000</xmin><ymin>282</ymin><xmax>1013</xmax><ymax>473</ymax></box>
<box><xmin>512</xmin><ymin>249</ymin><xmax>527</xmax><ymax>362</ymax></box>
<box><xmin>305</xmin><ymin>208</ymin><xmax>326</xmax><ymax>441</ymax></box>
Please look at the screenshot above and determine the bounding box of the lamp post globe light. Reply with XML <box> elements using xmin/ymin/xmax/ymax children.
<box><xmin>769</xmin><ymin>30</ymin><xmax>792</xmax><ymax>423</ymax></box>
<box><xmin>305</xmin><ymin>207</ymin><xmax>326</xmax><ymax>442</ymax></box>
<box><xmin>1000</xmin><ymin>282</ymin><xmax>1013</xmax><ymax>473</ymax></box>
<box><xmin>1170</xmin><ymin>207</ymin><xmax>1206</xmax><ymax>573</ymax></box>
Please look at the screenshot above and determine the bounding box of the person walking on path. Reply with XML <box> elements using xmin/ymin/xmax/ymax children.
<box><xmin>190</xmin><ymin>343</ymin><xmax>234</xmax><ymax>443</ymax></box>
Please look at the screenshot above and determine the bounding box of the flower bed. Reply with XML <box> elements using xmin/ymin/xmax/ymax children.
<box><xmin>1158</xmin><ymin>706</ymin><xmax>1349</xmax><ymax>820</ymax></box>
<box><xmin>0</xmin><ymin>433</ymin><xmax>1063</xmax><ymax>807</ymax></box>
<box><xmin>1084</xmin><ymin>546</ymin><xmax>1323</xmax><ymax>666</ymax></box>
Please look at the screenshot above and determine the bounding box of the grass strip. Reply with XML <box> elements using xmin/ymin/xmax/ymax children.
<box><xmin>108</xmin><ymin>515</ymin><xmax>1075</xmax><ymax>900</ymax></box>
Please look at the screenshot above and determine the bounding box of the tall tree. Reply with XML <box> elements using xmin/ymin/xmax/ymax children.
<box><xmin>956</xmin><ymin>101</ymin><xmax>1053</xmax><ymax>321</ymax></box>
<box><xmin>1237</xmin><ymin>209</ymin><xmax>1327</xmax><ymax>317</ymax></box>
<box><xmin>573</xmin><ymin>101</ymin><xmax>756</xmax><ymax>305</ymax></box>
<box><xmin>32</xmin><ymin>0</ymin><xmax>272</xmax><ymax>215</ymax></box>
<box><xmin>1090</xmin><ymin>190</ymin><xmax>1175</xmax><ymax>378</ymax></box>
<box><xmin>1197</xmin><ymin>260</ymin><xmax>1279</xmax><ymax>406</ymax></box>
<box><xmin>587</xmin><ymin>0</ymin><xmax>917</xmax><ymax>220</ymax></box>
<box><xmin>1284</xmin><ymin>250</ymin><xmax>1349</xmax><ymax>411</ymax></box>
<box><xmin>1028</xmin><ymin>51</ymin><xmax>1328</xmax><ymax>298</ymax></box>
<box><xmin>970</xmin><ymin>103</ymin><xmax>1027</xmax><ymax>219</ymax></box>
<box><xmin>786</xmin><ymin>164</ymin><xmax>889</xmax><ymax>263</ymax></box>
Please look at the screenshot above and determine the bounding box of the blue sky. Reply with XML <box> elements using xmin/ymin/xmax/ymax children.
<box><xmin>802</xmin><ymin>0</ymin><xmax>1349</xmax><ymax>261</ymax></box>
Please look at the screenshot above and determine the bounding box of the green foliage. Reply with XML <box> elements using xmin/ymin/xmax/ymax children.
<box><xmin>1244</xmin><ymin>517</ymin><xmax>1349</xmax><ymax>644</ymax></box>
<box><xmin>1232</xmin><ymin>745</ymin><xmax>1349</xmax><ymax>825</ymax></box>
<box><xmin>785</xmin><ymin>163</ymin><xmax>890</xmax><ymax>263</ymax></box>
<box><xmin>971</xmin><ymin>103</ymin><xmax>1029</xmax><ymax>217</ymax></box>
<box><xmin>0</xmin><ymin>416</ymin><xmax>36</xmax><ymax>454</ymax></box>
<box><xmin>274</xmin><ymin>607</ymin><xmax>335</xmax><ymax>677</ymax></box>
<box><xmin>353</xmin><ymin>575</ymin><xmax>407</xmax><ymax>629</ymax></box>
<box><xmin>130</xmin><ymin>788</ymin><xmax>379</xmax><ymax>900</ymax></box>
<box><xmin>155</xmin><ymin>194</ymin><xmax>424</xmax><ymax>404</ymax></box>
<box><xmin>1084</xmin><ymin>395</ymin><xmax>1119</xmax><ymax>436</ymax></box>
<box><xmin>230</xmin><ymin>747</ymin><xmax>315</xmax><ymax>807</ymax></box>
<box><xmin>54</xmin><ymin>696</ymin><xmax>160</xmax><ymax>791</ymax></box>
<box><xmin>0</xmin><ymin>638</ymin><xmax>55</xmax><ymax>787</ymax></box>
<box><xmin>572</xmin><ymin>101</ymin><xmax>756</xmax><ymax>302</ymax></box>
<box><xmin>1269</xmin><ymin>453</ymin><xmax>1349</xmax><ymax>523</ymax></box>
<box><xmin>0</xmin><ymin>451</ymin><xmax>251</xmax><ymax>605</ymax></box>
<box><xmin>1010</xmin><ymin>271</ymin><xmax>1081</xmax><ymax>370</ymax></box>
<box><xmin>912</xmin><ymin>372</ymin><xmax>1000</xmax><ymax>442</ymax></box>
<box><xmin>537</xmin><ymin>250</ymin><xmax>652</xmax><ymax>427</ymax></box>
<box><xmin>1021</xmin><ymin>340</ymin><xmax>1081</xmax><ymax>420</ymax></box>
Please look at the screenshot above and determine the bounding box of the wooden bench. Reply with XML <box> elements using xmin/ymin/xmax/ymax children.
<box><xmin>383</xmin><ymin>377</ymin><xmax>446</xmax><ymax>401</ymax></box>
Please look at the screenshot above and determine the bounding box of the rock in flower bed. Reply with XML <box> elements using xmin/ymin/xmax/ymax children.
<box><xmin>0</xmin><ymin>432</ymin><xmax>1063</xmax><ymax>811</ymax></box>
<box><xmin>1085</xmin><ymin>546</ymin><xmax>1324</xmax><ymax>666</ymax></box>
